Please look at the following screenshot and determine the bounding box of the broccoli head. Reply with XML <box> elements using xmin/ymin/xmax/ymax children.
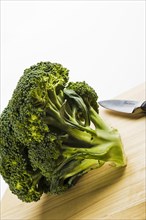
<box><xmin>8</xmin><ymin>62</ymin><xmax>69</xmax><ymax>145</ymax></box>
<box><xmin>0</xmin><ymin>107</ymin><xmax>43</xmax><ymax>202</ymax></box>
<box><xmin>67</xmin><ymin>81</ymin><xmax>99</xmax><ymax>112</ymax></box>
<box><xmin>0</xmin><ymin>61</ymin><xmax>126</xmax><ymax>202</ymax></box>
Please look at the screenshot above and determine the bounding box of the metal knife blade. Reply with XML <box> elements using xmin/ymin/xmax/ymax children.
<box><xmin>98</xmin><ymin>100</ymin><xmax>146</xmax><ymax>114</ymax></box>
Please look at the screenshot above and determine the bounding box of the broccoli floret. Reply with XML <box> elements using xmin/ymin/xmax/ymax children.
<box><xmin>8</xmin><ymin>62</ymin><xmax>69</xmax><ymax>145</ymax></box>
<box><xmin>0</xmin><ymin>108</ymin><xmax>43</xmax><ymax>202</ymax></box>
<box><xmin>67</xmin><ymin>81</ymin><xmax>99</xmax><ymax>112</ymax></box>
<box><xmin>0</xmin><ymin>61</ymin><xmax>126</xmax><ymax>202</ymax></box>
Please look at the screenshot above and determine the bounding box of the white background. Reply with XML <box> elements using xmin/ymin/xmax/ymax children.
<box><xmin>1</xmin><ymin>1</ymin><xmax>145</xmax><ymax>200</ymax></box>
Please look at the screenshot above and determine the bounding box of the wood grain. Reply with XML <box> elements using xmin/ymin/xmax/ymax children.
<box><xmin>1</xmin><ymin>83</ymin><xmax>146</xmax><ymax>220</ymax></box>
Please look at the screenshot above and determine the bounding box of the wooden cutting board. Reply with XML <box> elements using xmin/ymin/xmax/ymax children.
<box><xmin>1</xmin><ymin>83</ymin><xmax>146</xmax><ymax>220</ymax></box>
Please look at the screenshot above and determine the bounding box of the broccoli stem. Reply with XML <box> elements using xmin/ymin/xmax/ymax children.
<box><xmin>45</xmin><ymin>88</ymin><xmax>126</xmax><ymax>169</ymax></box>
<box><xmin>46</xmin><ymin>115</ymin><xmax>100</xmax><ymax>147</ymax></box>
<box><xmin>63</xmin><ymin>159</ymin><xmax>104</xmax><ymax>179</ymax></box>
<box><xmin>46</xmin><ymin>106</ymin><xmax>121</xmax><ymax>148</ymax></box>
<box><xmin>47</xmin><ymin>89</ymin><xmax>62</xmax><ymax>110</ymax></box>
<box><xmin>90</xmin><ymin>107</ymin><xmax>111</xmax><ymax>131</ymax></box>
<box><xmin>51</xmin><ymin>127</ymin><xmax>126</xmax><ymax>192</ymax></box>
<box><xmin>62</xmin><ymin>128</ymin><xmax>126</xmax><ymax>167</ymax></box>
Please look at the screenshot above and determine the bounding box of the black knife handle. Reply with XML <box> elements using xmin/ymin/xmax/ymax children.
<box><xmin>141</xmin><ymin>101</ymin><xmax>146</xmax><ymax>112</ymax></box>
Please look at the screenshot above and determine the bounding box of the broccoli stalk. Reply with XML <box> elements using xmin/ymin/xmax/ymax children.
<box><xmin>0</xmin><ymin>62</ymin><xmax>126</xmax><ymax>202</ymax></box>
<box><xmin>39</xmin><ymin>87</ymin><xmax>126</xmax><ymax>194</ymax></box>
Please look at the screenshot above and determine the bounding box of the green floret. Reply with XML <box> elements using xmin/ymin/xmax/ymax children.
<box><xmin>0</xmin><ymin>61</ymin><xmax>126</xmax><ymax>202</ymax></box>
<box><xmin>0</xmin><ymin>108</ymin><xmax>43</xmax><ymax>202</ymax></box>
<box><xmin>8</xmin><ymin>62</ymin><xmax>69</xmax><ymax>145</ymax></box>
<box><xmin>67</xmin><ymin>81</ymin><xmax>99</xmax><ymax>112</ymax></box>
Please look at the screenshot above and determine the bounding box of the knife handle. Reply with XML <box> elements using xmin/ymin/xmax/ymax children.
<box><xmin>141</xmin><ymin>101</ymin><xmax>146</xmax><ymax>112</ymax></box>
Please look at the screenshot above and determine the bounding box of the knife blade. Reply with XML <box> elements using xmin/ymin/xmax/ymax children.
<box><xmin>98</xmin><ymin>100</ymin><xmax>146</xmax><ymax>115</ymax></box>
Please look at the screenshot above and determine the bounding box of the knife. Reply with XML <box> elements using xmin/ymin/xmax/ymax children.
<box><xmin>98</xmin><ymin>100</ymin><xmax>146</xmax><ymax>115</ymax></box>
